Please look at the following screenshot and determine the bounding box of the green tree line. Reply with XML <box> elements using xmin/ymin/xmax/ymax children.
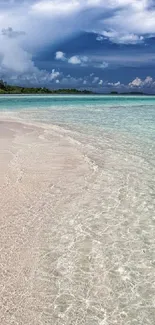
<box><xmin>0</xmin><ymin>80</ymin><xmax>93</xmax><ymax>95</ymax></box>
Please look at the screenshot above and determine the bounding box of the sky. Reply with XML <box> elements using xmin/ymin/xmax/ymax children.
<box><xmin>1</xmin><ymin>0</ymin><xmax>155</xmax><ymax>92</ymax></box>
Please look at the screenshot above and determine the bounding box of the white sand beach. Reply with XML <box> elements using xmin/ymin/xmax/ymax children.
<box><xmin>0</xmin><ymin>118</ymin><xmax>155</xmax><ymax>325</ymax></box>
<box><xmin>0</xmin><ymin>119</ymin><xmax>97</xmax><ymax>324</ymax></box>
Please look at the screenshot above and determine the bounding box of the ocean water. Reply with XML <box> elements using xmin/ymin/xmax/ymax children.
<box><xmin>0</xmin><ymin>95</ymin><xmax>155</xmax><ymax>324</ymax></box>
<box><xmin>1</xmin><ymin>95</ymin><xmax>155</xmax><ymax>160</ymax></box>
<box><xmin>0</xmin><ymin>94</ymin><xmax>155</xmax><ymax>136</ymax></box>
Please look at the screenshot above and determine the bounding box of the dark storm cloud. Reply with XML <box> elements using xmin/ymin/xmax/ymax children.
<box><xmin>0</xmin><ymin>1</ymin><xmax>155</xmax><ymax>91</ymax></box>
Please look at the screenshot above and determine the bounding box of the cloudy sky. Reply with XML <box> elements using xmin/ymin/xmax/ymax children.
<box><xmin>1</xmin><ymin>0</ymin><xmax>155</xmax><ymax>92</ymax></box>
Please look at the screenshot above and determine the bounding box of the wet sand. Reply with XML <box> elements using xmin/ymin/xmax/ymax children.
<box><xmin>0</xmin><ymin>119</ymin><xmax>155</xmax><ymax>325</ymax></box>
<box><xmin>0</xmin><ymin>120</ymin><xmax>95</xmax><ymax>324</ymax></box>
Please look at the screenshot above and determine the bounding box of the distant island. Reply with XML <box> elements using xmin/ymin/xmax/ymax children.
<box><xmin>110</xmin><ymin>91</ymin><xmax>145</xmax><ymax>95</ymax></box>
<box><xmin>0</xmin><ymin>80</ymin><xmax>93</xmax><ymax>95</ymax></box>
<box><xmin>0</xmin><ymin>79</ymin><xmax>151</xmax><ymax>95</ymax></box>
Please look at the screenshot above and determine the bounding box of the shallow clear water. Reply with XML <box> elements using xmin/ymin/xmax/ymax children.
<box><xmin>0</xmin><ymin>94</ymin><xmax>155</xmax><ymax>173</ymax></box>
<box><xmin>0</xmin><ymin>95</ymin><xmax>155</xmax><ymax>324</ymax></box>
<box><xmin>1</xmin><ymin>94</ymin><xmax>155</xmax><ymax>153</ymax></box>
<box><xmin>0</xmin><ymin>94</ymin><xmax>155</xmax><ymax>186</ymax></box>
<box><xmin>0</xmin><ymin>95</ymin><xmax>155</xmax><ymax>135</ymax></box>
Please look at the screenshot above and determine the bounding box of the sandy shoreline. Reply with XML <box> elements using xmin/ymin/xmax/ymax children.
<box><xmin>0</xmin><ymin>119</ymin><xmax>155</xmax><ymax>325</ymax></box>
<box><xmin>0</xmin><ymin>119</ymin><xmax>95</xmax><ymax>324</ymax></box>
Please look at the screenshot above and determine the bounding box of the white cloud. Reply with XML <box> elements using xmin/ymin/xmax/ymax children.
<box><xmin>91</xmin><ymin>1</ymin><xmax>155</xmax><ymax>44</ymax></box>
<box><xmin>0</xmin><ymin>22</ymin><xmax>61</xmax><ymax>85</ymax></box>
<box><xmin>1</xmin><ymin>0</ymin><xmax>155</xmax><ymax>55</ymax></box>
<box><xmin>0</xmin><ymin>36</ymin><xmax>35</xmax><ymax>74</ymax></box>
<box><xmin>50</xmin><ymin>69</ymin><xmax>60</xmax><ymax>80</ymax></box>
<box><xmin>68</xmin><ymin>55</ymin><xmax>82</xmax><ymax>64</ymax></box>
<box><xmin>129</xmin><ymin>76</ymin><xmax>154</xmax><ymax>88</ymax></box>
<box><xmin>1</xmin><ymin>0</ymin><xmax>155</xmax><ymax>83</ymax></box>
<box><xmin>107</xmin><ymin>81</ymin><xmax>121</xmax><ymax>87</ymax></box>
<box><xmin>8</xmin><ymin>71</ymin><xmax>153</xmax><ymax>93</ymax></box>
<box><xmin>54</xmin><ymin>73</ymin><xmax>104</xmax><ymax>89</ymax></box>
<box><xmin>55</xmin><ymin>74</ymin><xmax>155</xmax><ymax>92</ymax></box>
<box><xmin>31</xmin><ymin>0</ymin><xmax>80</xmax><ymax>16</ymax></box>
<box><xmin>144</xmin><ymin>76</ymin><xmax>153</xmax><ymax>84</ymax></box>
<box><xmin>101</xmin><ymin>31</ymin><xmax>144</xmax><ymax>44</ymax></box>
<box><xmin>56</xmin><ymin>52</ymin><xmax>90</xmax><ymax>66</ymax></box>
<box><xmin>68</xmin><ymin>55</ymin><xmax>90</xmax><ymax>65</ymax></box>
<box><xmin>3</xmin><ymin>68</ymin><xmax>61</xmax><ymax>87</ymax></box>
<box><xmin>67</xmin><ymin>55</ymin><xmax>89</xmax><ymax>65</ymax></box>
<box><xmin>96</xmin><ymin>35</ymin><xmax>104</xmax><ymax>41</ymax></box>
<box><xmin>55</xmin><ymin>51</ymin><xmax>66</xmax><ymax>61</ymax></box>
<box><xmin>55</xmin><ymin>51</ymin><xmax>108</xmax><ymax>68</ymax></box>
<box><xmin>102</xmin><ymin>1</ymin><xmax>155</xmax><ymax>36</ymax></box>
<box><xmin>114</xmin><ymin>81</ymin><xmax>121</xmax><ymax>87</ymax></box>
<box><xmin>129</xmin><ymin>77</ymin><xmax>142</xmax><ymax>87</ymax></box>
<box><xmin>96</xmin><ymin>76</ymin><xmax>155</xmax><ymax>92</ymax></box>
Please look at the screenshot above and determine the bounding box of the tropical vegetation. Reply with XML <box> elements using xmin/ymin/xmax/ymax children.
<box><xmin>0</xmin><ymin>80</ymin><xmax>93</xmax><ymax>95</ymax></box>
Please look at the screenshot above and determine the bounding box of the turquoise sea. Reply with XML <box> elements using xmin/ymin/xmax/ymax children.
<box><xmin>0</xmin><ymin>94</ymin><xmax>155</xmax><ymax>197</ymax></box>
<box><xmin>0</xmin><ymin>95</ymin><xmax>155</xmax><ymax>153</ymax></box>
<box><xmin>0</xmin><ymin>95</ymin><xmax>155</xmax><ymax>136</ymax></box>
<box><xmin>0</xmin><ymin>94</ymin><xmax>155</xmax><ymax>202</ymax></box>
<box><xmin>0</xmin><ymin>95</ymin><xmax>155</xmax><ymax>324</ymax></box>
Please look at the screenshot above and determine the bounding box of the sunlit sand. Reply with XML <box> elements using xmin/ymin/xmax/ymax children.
<box><xmin>0</xmin><ymin>100</ymin><xmax>155</xmax><ymax>325</ymax></box>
